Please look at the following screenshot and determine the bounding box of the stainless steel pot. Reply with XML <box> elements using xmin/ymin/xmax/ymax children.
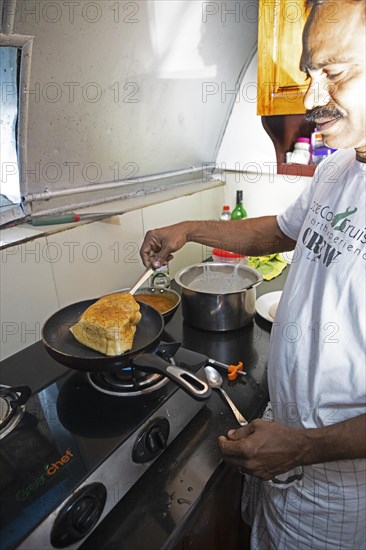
<box><xmin>175</xmin><ymin>263</ymin><xmax>263</xmax><ymax>332</ymax></box>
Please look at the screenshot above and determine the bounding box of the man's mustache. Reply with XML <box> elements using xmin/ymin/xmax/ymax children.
<box><xmin>305</xmin><ymin>106</ymin><xmax>344</xmax><ymax>122</ymax></box>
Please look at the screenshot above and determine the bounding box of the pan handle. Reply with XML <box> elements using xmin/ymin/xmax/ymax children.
<box><xmin>131</xmin><ymin>353</ymin><xmax>212</xmax><ymax>401</ymax></box>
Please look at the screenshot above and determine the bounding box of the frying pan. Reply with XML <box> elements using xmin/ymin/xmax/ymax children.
<box><xmin>42</xmin><ymin>299</ymin><xmax>211</xmax><ymax>400</ymax></box>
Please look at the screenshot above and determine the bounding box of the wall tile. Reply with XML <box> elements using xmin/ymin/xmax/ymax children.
<box><xmin>223</xmin><ymin>171</ymin><xmax>310</xmax><ymax>218</ymax></box>
<box><xmin>199</xmin><ymin>186</ymin><xmax>226</xmax><ymax>260</ymax></box>
<box><xmin>48</xmin><ymin>211</ymin><xmax>145</xmax><ymax>307</ymax></box>
<box><xmin>0</xmin><ymin>237</ymin><xmax>59</xmax><ymax>359</ymax></box>
<box><xmin>142</xmin><ymin>194</ymin><xmax>204</xmax><ymax>277</ymax></box>
<box><xmin>199</xmin><ymin>187</ymin><xmax>225</xmax><ymax>219</ymax></box>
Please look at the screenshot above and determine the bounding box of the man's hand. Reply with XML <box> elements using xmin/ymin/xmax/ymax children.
<box><xmin>218</xmin><ymin>419</ymin><xmax>306</xmax><ymax>480</ymax></box>
<box><xmin>218</xmin><ymin>414</ymin><xmax>366</xmax><ymax>479</ymax></box>
<box><xmin>140</xmin><ymin>223</ymin><xmax>189</xmax><ymax>268</ymax></box>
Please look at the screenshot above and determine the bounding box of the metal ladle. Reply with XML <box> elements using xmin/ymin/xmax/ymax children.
<box><xmin>204</xmin><ymin>365</ymin><xmax>248</xmax><ymax>426</ymax></box>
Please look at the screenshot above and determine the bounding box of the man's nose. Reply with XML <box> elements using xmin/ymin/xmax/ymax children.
<box><xmin>303</xmin><ymin>78</ymin><xmax>330</xmax><ymax>110</ymax></box>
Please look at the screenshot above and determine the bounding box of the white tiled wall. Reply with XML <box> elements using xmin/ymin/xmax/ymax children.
<box><xmin>142</xmin><ymin>187</ymin><xmax>224</xmax><ymax>276</ymax></box>
<box><xmin>0</xmin><ymin>186</ymin><xmax>225</xmax><ymax>360</ymax></box>
<box><xmin>48</xmin><ymin>210</ymin><xmax>145</xmax><ymax>307</ymax></box>
<box><xmin>222</xmin><ymin>171</ymin><xmax>311</xmax><ymax>217</ymax></box>
<box><xmin>0</xmin><ymin>237</ymin><xmax>59</xmax><ymax>359</ymax></box>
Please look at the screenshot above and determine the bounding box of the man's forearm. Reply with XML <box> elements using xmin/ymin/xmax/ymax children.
<box><xmin>140</xmin><ymin>215</ymin><xmax>296</xmax><ymax>268</ymax></box>
<box><xmin>301</xmin><ymin>413</ymin><xmax>366</xmax><ymax>464</ymax></box>
<box><xmin>183</xmin><ymin>215</ymin><xmax>296</xmax><ymax>256</ymax></box>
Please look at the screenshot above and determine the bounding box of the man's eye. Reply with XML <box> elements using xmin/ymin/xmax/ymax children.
<box><xmin>327</xmin><ymin>72</ymin><xmax>342</xmax><ymax>80</ymax></box>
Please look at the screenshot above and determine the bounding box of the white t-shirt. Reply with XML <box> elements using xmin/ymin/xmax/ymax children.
<box><xmin>271</xmin><ymin>148</ymin><xmax>366</xmax><ymax>429</ymax></box>
<box><xmin>244</xmin><ymin>150</ymin><xmax>366</xmax><ymax>550</ymax></box>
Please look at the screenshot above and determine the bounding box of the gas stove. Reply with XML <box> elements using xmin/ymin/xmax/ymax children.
<box><xmin>0</xmin><ymin>343</ymin><xmax>209</xmax><ymax>550</ymax></box>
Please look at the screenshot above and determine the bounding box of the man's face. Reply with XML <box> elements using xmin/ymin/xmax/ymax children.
<box><xmin>301</xmin><ymin>0</ymin><xmax>366</xmax><ymax>154</ymax></box>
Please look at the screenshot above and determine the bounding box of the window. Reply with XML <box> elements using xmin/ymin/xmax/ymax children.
<box><xmin>1</xmin><ymin>46</ymin><xmax>19</xmax><ymax>203</ymax></box>
<box><xmin>0</xmin><ymin>32</ymin><xmax>33</xmax><ymax>226</ymax></box>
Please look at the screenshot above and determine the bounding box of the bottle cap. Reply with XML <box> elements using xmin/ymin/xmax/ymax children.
<box><xmin>212</xmin><ymin>248</ymin><xmax>247</xmax><ymax>263</ymax></box>
<box><xmin>223</xmin><ymin>205</ymin><xmax>230</xmax><ymax>211</ymax></box>
<box><xmin>296</xmin><ymin>137</ymin><xmax>310</xmax><ymax>143</ymax></box>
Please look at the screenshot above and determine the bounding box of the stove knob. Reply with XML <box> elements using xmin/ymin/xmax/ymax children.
<box><xmin>132</xmin><ymin>417</ymin><xmax>170</xmax><ymax>463</ymax></box>
<box><xmin>146</xmin><ymin>426</ymin><xmax>167</xmax><ymax>454</ymax></box>
<box><xmin>71</xmin><ymin>496</ymin><xmax>100</xmax><ymax>532</ymax></box>
<box><xmin>50</xmin><ymin>483</ymin><xmax>106</xmax><ymax>548</ymax></box>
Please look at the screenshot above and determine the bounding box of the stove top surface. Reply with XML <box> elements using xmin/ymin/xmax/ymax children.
<box><xmin>0</xmin><ymin>345</ymin><xmax>208</xmax><ymax>550</ymax></box>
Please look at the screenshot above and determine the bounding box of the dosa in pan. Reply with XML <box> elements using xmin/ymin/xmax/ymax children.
<box><xmin>70</xmin><ymin>293</ymin><xmax>142</xmax><ymax>356</ymax></box>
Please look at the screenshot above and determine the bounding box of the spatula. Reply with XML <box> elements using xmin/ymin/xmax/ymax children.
<box><xmin>129</xmin><ymin>268</ymin><xmax>154</xmax><ymax>295</ymax></box>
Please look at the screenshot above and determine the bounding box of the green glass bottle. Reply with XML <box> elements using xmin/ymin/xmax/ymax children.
<box><xmin>231</xmin><ymin>190</ymin><xmax>247</xmax><ymax>220</ymax></box>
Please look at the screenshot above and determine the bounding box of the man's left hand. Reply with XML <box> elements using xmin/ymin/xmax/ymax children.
<box><xmin>218</xmin><ymin>419</ymin><xmax>306</xmax><ymax>480</ymax></box>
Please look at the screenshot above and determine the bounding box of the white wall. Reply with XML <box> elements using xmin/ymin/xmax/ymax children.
<box><xmin>222</xmin><ymin>171</ymin><xmax>310</xmax><ymax>218</ymax></box>
<box><xmin>217</xmin><ymin>52</ymin><xmax>276</xmax><ymax>171</ymax></box>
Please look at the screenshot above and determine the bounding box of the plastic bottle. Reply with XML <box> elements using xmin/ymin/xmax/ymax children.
<box><xmin>220</xmin><ymin>205</ymin><xmax>231</xmax><ymax>221</ymax></box>
<box><xmin>289</xmin><ymin>137</ymin><xmax>311</xmax><ymax>165</ymax></box>
<box><xmin>310</xmin><ymin>129</ymin><xmax>336</xmax><ymax>163</ymax></box>
<box><xmin>231</xmin><ymin>191</ymin><xmax>247</xmax><ymax>220</ymax></box>
<box><xmin>150</xmin><ymin>265</ymin><xmax>170</xmax><ymax>288</ymax></box>
<box><xmin>312</xmin><ymin>146</ymin><xmax>337</xmax><ymax>164</ymax></box>
<box><xmin>311</xmin><ymin>128</ymin><xmax>323</xmax><ymax>154</ymax></box>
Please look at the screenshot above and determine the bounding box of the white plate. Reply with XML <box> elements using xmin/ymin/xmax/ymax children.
<box><xmin>256</xmin><ymin>291</ymin><xmax>283</xmax><ymax>322</ymax></box>
<box><xmin>280</xmin><ymin>251</ymin><xmax>294</xmax><ymax>264</ymax></box>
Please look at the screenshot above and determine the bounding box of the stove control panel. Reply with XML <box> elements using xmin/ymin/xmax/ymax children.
<box><xmin>50</xmin><ymin>483</ymin><xmax>106</xmax><ymax>548</ymax></box>
<box><xmin>132</xmin><ymin>417</ymin><xmax>170</xmax><ymax>463</ymax></box>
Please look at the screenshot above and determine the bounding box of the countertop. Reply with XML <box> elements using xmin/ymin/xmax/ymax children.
<box><xmin>79</xmin><ymin>268</ymin><xmax>289</xmax><ymax>550</ymax></box>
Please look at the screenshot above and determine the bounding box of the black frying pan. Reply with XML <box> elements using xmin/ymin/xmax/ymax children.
<box><xmin>42</xmin><ymin>299</ymin><xmax>211</xmax><ymax>400</ymax></box>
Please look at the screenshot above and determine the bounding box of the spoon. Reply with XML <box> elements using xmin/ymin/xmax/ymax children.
<box><xmin>204</xmin><ymin>366</ymin><xmax>248</xmax><ymax>426</ymax></box>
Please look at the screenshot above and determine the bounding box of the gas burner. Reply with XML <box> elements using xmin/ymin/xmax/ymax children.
<box><xmin>87</xmin><ymin>368</ymin><xmax>169</xmax><ymax>396</ymax></box>
<box><xmin>87</xmin><ymin>342</ymin><xmax>180</xmax><ymax>397</ymax></box>
<box><xmin>0</xmin><ymin>385</ymin><xmax>31</xmax><ymax>440</ymax></box>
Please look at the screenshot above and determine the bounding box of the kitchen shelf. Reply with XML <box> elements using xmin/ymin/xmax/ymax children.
<box><xmin>278</xmin><ymin>163</ymin><xmax>316</xmax><ymax>177</ymax></box>
<box><xmin>261</xmin><ymin>114</ymin><xmax>316</xmax><ymax>177</ymax></box>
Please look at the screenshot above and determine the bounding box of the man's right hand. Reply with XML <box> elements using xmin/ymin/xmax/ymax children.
<box><xmin>140</xmin><ymin>222</ymin><xmax>189</xmax><ymax>268</ymax></box>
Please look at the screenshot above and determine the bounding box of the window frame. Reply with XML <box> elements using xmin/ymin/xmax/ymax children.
<box><xmin>0</xmin><ymin>32</ymin><xmax>33</xmax><ymax>226</ymax></box>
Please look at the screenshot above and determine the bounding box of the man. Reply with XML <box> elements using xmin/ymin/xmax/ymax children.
<box><xmin>140</xmin><ymin>0</ymin><xmax>366</xmax><ymax>547</ymax></box>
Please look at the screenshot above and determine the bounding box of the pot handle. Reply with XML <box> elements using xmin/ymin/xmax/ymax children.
<box><xmin>131</xmin><ymin>353</ymin><xmax>212</xmax><ymax>401</ymax></box>
<box><xmin>246</xmin><ymin>278</ymin><xmax>263</xmax><ymax>290</ymax></box>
